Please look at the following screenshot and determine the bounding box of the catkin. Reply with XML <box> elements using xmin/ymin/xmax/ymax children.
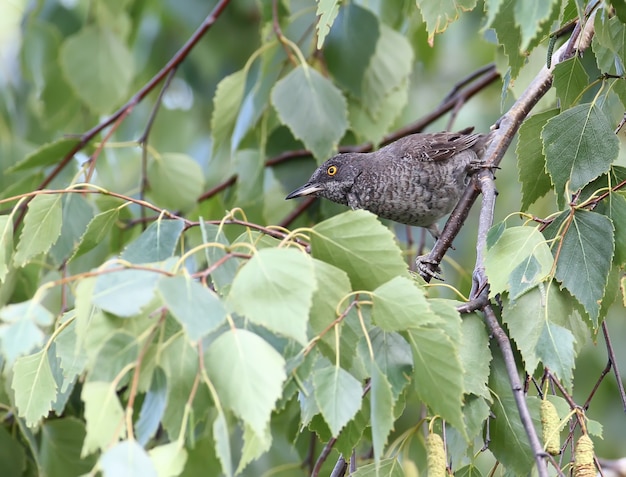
<box><xmin>573</xmin><ymin>434</ymin><xmax>595</xmax><ymax>477</ymax></box>
<box><xmin>426</xmin><ymin>433</ymin><xmax>446</xmax><ymax>477</ymax></box>
<box><xmin>540</xmin><ymin>399</ymin><xmax>561</xmax><ymax>455</ymax></box>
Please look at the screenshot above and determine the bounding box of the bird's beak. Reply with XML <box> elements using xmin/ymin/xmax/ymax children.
<box><xmin>285</xmin><ymin>183</ymin><xmax>323</xmax><ymax>200</ymax></box>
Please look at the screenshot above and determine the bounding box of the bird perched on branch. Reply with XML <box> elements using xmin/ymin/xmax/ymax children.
<box><xmin>286</xmin><ymin>128</ymin><xmax>492</xmax><ymax>238</ymax></box>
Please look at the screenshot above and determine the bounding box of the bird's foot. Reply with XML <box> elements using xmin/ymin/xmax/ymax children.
<box><xmin>468</xmin><ymin>159</ymin><xmax>500</xmax><ymax>175</ymax></box>
<box><xmin>416</xmin><ymin>254</ymin><xmax>443</xmax><ymax>281</ymax></box>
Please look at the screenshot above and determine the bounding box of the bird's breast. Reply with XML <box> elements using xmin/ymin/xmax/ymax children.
<box><xmin>352</xmin><ymin>158</ymin><xmax>469</xmax><ymax>227</ymax></box>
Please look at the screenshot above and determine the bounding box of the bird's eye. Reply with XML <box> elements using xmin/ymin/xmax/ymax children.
<box><xmin>327</xmin><ymin>165</ymin><xmax>338</xmax><ymax>176</ymax></box>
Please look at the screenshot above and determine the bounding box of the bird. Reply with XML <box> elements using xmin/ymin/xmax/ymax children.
<box><xmin>285</xmin><ymin>128</ymin><xmax>492</xmax><ymax>238</ymax></box>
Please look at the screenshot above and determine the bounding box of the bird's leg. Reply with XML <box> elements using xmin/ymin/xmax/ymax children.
<box><xmin>426</xmin><ymin>223</ymin><xmax>441</xmax><ymax>240</ymax></box>
<box><xmin>416</xmin><ymin>253</ymin><xmax>443</xmax><ymax>281</ymax></box>
<box><xmin>468</xmin><ymin>159</ymin><xmax>499</xmax><ymax>175</ymax></box>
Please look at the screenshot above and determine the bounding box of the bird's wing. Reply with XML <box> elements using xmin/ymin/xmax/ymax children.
<box><xmin>389</xmin><ymin>131</ymin><xmax>485</xmax><ymax>162</ymax></box>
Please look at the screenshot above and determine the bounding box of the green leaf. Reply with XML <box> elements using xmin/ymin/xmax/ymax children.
<box><xmin>0</xmin><ymin>215</ymin><xmax>13</xmax><ymax>282</ymax></box>
<box><xmin>593</xmin><ymin>14</ymin><xmax>626</xmax><ymax>74</ymax></box>
<box><xmin>60</xmin><ymin>26</ymin><xmax>133</xmax><ymax>114</ymax></box>
<box><xmin>213</xmin><ymin>411</ymin><xmax>233</xmax><ymax>477</ymax></box>
<box><xmin>231</xmin><ymin>45</ymin><xmax>283</xmax><ymax>153</ymax></box>
<box><xmin>516</xmin><ymin>109</ymin><xmax>559</xmax><ymax>210</ymax></box>
<box><xmin>160</xmin><ymin>335</ymin><xmax>206</xmax><ymax>439</ymax></box>
<box><xmin>14</xmin><ymin>193</ymin><xmax>63</xmax><ymax>267</ymax></box>
<box><xmin>324</xmin><ymin>4</ymin><xmax>379</xmax><ymax>98</ymax></box>
<box><xmin>362</xmin><ymin>25</ymin><xmax>413</xmax><ymax>117</ymax></box>
<box><xmin>236</xmin><ymin>423</ymin><xmax>272</xmax><ymax>475</ymax></box>
<box><xmin>0</xmin><ymin>426</ymin><xmax>26</xmax><ymax>477</ymax></box>
<box><xmin>41</xmin><ymin>418</ymin><xmax>96</xmax><ymax>476</ymax></box>
<box><xmin>148</xmin><ymin>442</ymin><xmax>187</xmax><ymax>477</ymax></box>
<box><xmin>351</xmin><ymin>458</ymin><xmax>405</xmax><ymax>477</ymax></box>
<box><xmin>227</xmin><ymin>248</ymin><xmax>315</xmax><ymax>345</ymax></box>
<box><xmin>7</xmin><ymin>137</ymin><xmax>82</xmax><ymax>173</ymax></box>
<box><xmin>200</xmin><ymin>221</ymin><xmax>240</xmax><ymax>294</ymax></box>
<box><xmin>488</xmin><ymin>351</ymin><xmax>534</xmax><ymax>475</ymax></box>
<box><xmin>371</xmin><ymin>276</ymin><xmax>438</xmax><ymax>330</ymax></box>
<box><xmin>158</xmin><ymin>275</ymin><xmax>227</xmax><ymax>341</ymax></box>
<box><xmin>406</xmin><ymin>328</ymin><xmax>465</xmax><ymax>434</ymax></box>
<box><xmin>514</xmin><ymin>0</ymin><xmax>558</xmax><ymax>51</ymax></box>
<box><xmin>315</xmin><ymin>0</ymin><xmax>341</xmax><ymax>49</ymax></box>
<box><xmin>358</xmin><ymin>329</ymin><xmax>413</xmax><ymax>400</ymax></box>
<box><xmin>456</xmin><ymin>465</ymin><xmax>485</xmax><ymax>477</ymax></box>
<box><xmin>82</xmin><ymin>381</ymin><xmax>125</xmax><ymax>455</ymax></box>
<box><xmin>311</xmin><ymin>210</ymin><xmax>409</xmax><ymax>290</ymax></box>
<box><xmin>121</xmin><ymin>219</ymin><xmax>184</xmax><ymax>264</ymax></box>
<box><xmin>614</xmin><ymin>0</ymin><xmax>626</xmax><ymax>23</ymax></box>
<box><xmin>210</xmin><ymin>68</ymin><xmax>246</xmax><ymax>156</ymax></box>
<box><xmin>50</xmin><ymin>193</ymin><xmax>95</xmax><ymax>265</ymax></box>
<box><xmin>91</xmin><ymin>265</ymin><xmax>162</xmax><ymax>318</ymax></box>
<box><xmin>596</xmin><ymin>192</ymin><xmax>626</xmax><ymax>266</ymax></box>
<box><xmin>147</xmin><ymin>153</ymin><xmax>205</xmax><ymax>212</ymax></box>
<box><xmin>417</xmin><ymin>0</ymin><xmax>478</xmax><ymax>45</ymax></box>
<box><xmin>313</xmin><ymin>365</ymin><xmax>362</xmax><ymax>436</ymax></box>
<box><xmin>542</xmin><ymin>104</ymin><xmax>619</xmax><ymax>208</ymax></box>
<box><xmin>544</xmin><ymin>210</ymin><xmax>614</xmax><ymax>324</ymax></box>
<box><xmin>205</xmin><ymin>329</ymin><xmax>286</xmax><ymax>437</ymax></box>
<box><xmin>271</xmin><ymin>65</ymin><xmax>348</xmax><ymax>162</ymax></box>
<box><xmin>459</xmin><ymin>314</ymin><xmax>492</xmax><ymax>399</ymax></box>
<box><xmin>349</xmin><ymin>79</ymin><xmax>409</xmax><ymax>146</ymax></box>
<box><xmin>12</xmin><ymin>349</ymin><xmax>57</xmax><ymax>427</ymax></box>
<box><xmin>488</xmin><ymin>0</ymin><xmax>525</xmax><ymax>78</ymax></box>
<box><xmin>503</xmin><ymin>283</ymin><xmax>585</xmax><ymax>390</ymax></box>
<box><xmin>309</xmin><ymin>259</ymin><xmax>352</xmax><ymax>335</ymax></box>
<box><xmin>369</xmin><ymin>361</ymin><xmax>394</xmax><ymax>465</ymax></box>
<box><xmin>88</xmin><ymin>331</ymin><xmax>138</xmax><ymax>383</ymax></box>
<box><xmin>553</xmin><ymin>57</ymin><xmax>589</xmax><ymax>109</ymax></box>
<box><xmin>484</xmin><ymin>225</ymin><xmax>554</xmax><ymax>298</ymax></box>
<box><xmin>100</xmin><ymin>440</ymin><xmax>157</xmax><ymax>477</ymax></box>
<box><xmin>70</xmin><ymin>208</ymin><xmax>120</xmax><ymax>261</ymax></box>
<box><xmin>55</xmin><ymin>318</ymin><xmax>88</xmax><ymax>392</ymax></box>
<box><xmin>0</xmin><ymin>300</ymin><xmax>54</xmax><ymax>364</ymax></box>
<box><xmin>136</xmin><ymin>368</ymin><xmax>167</xmax><ymax>446</ymax></box>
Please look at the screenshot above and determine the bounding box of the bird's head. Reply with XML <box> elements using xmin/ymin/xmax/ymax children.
<box><xmin>285</xmin><ymin>154</ymin><xmax>362</xmax><ymax>204</ymax></box>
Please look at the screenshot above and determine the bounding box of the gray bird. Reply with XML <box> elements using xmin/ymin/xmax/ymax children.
<box><xmin>285</xmin><ymin>129</ymin><xmax>492</xmax><ymax>238</ymax></box>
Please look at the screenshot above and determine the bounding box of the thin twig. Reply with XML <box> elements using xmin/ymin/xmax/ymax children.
<box><xmin>483</xmin><ymin>304</ymin><xmax>549</xmax><ymax>477</ymax></box>
<box><xmin>329</xmin><ymin>456</ymin><xmax>347</xmax><ymax>477</ymax></box>
<box><xmin>272</xmin><ymin>0</ymin><xmax>297</xmax><ymax>66</ymax></box>
<box><xmin>197</xmin><ymin>175</ymin><xmax>238</xmax><ymax>203</ymax></box>
<box><xmin>583</xmin><ymin>359</ymin><xmax>613</xmax><ymax>411</ymax></box>
<box><xmin>601</xmin><ymin>321</ymin><xmax>626</xmax><ymax>411</ymax></box>
<box><xmin>279</xmin><ymin>196</ymin><xmax>316</xmax><ymax>228</ymax></box>
<box><xmin>139</xmin><ymin>68</ymin><xmax>178</xmax><ymax>228</ymax></box>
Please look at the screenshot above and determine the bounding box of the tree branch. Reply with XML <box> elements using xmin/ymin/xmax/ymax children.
<box><xmin>483</xmin><ymin>304</ymin><xmax>549</xmax><ymax>476</ymax></box>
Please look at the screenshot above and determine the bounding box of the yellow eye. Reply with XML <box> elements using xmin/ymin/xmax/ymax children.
<box><xmin>327</xmin><ymin>165</ymin><xmax>338</xmax><ymax>176</ymax></box>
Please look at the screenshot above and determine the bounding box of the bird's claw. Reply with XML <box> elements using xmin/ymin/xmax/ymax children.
<box><xmin>416</xmin><ymin>254</ymin><xmax>443</xmax><ymax>281</ymax></box>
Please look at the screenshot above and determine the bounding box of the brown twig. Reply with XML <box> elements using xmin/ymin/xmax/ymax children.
<box><xmin>138</xmin><ymin>67</ymin><xmax>178</xmax><ymax>227</ymax></box>
<box><xmin>197</xmin><ymin>175</ymin><xmax>238</xmax><ymax>203</ymax></box>
<box><xmin>601</xmin><ymin>321</ymin><xmax>626</xmax><ymax>411</ymax></box>
<box><xmin>279</xmin><ymin>196</ymin><xmax>316</xmax><ymax>228</ymax></box>
<box><xmin>272</xmin><ymin>0</ymin><xmax>297</xmax><ymax>66</ymax></box>
<box><xmin>483</xmin><ymin>304</ymin><xmax>549</xmax><ymax>476</ymax></box>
